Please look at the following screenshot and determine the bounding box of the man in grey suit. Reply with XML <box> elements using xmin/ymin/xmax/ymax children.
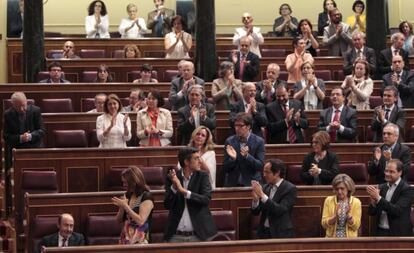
<box><xmin>322</xmin><ymin>8</ymin><xmax>352</xmax><ymax>57</ymax></box>
<box><xmin>147</xmin><ymin>0</ymin><xmax>175</xmax><ymax>37</ymax></box>
<box><xmin>318</xmin><ymin>87</ymin><xmax>358</xmax><ymax>142</ymax></box>
<box><xmin>378</xmin><ymin>32</ymin><xmax>410</xmax><ymax>76</ymax></box>
<box><xmin>343</xmin><ymin>31</ymin><xmax>376</xmax><ymax>76</ymax></box>
<box><xmin>251</xmin><ymin>158</ymin><xmax>297</xmax><ymax>239</ymax></box>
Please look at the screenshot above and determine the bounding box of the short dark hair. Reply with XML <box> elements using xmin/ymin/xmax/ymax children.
<box><xmin>323</xmin><ymin>0</ymin><xmax>337</xmax><ymax>12</ymax></box>
<box><xmin>265</xmin><ymin>159</ymin><xmax>287</xmax><ymax>178</ymax></box>
<box><xmin>178</xmin><ymin>147</ymin><xmax>199</xmax><ymax>168</ymax></box>
<box><xmin>103</xmin><ymin>93</ymin><xmax>122</xmax><ymax>114</ymax></box>
<box><xmin>235</xmin><ymin>112</ymin><xmax>253</xmax><ymax>128</ymax></box>
<box><xmin>148</xmin><ymin>89</ymin><xmax>165</xmax><ymax>107</ymax></box>
<box><xmin>279</xmin><ymin>3</ymin><xmax>292</xmax><ymax>15</ymax></box>
<box><xmin>388</xmin><ymin>159</ymin><xmax>403</xmax><ymax>172</ymax></box>
<box><xmin>298</xmin><ymin>19</ymin><xmax>313</xmax><ymax>35</ymax></box>
<box><xmin>331</xmin><ymin>86</ymin><xmax>345</xmax><ymax>96</ymax></box>
<box><xmin>87</xmin><ymin>0</ymin><xmax>108</xmax><ymax>16</ymax></box>
<box><xmin>171</xmin><ymin>15</ymin><xmax>187</xmax><ymax>30</ymax></box>
<box><xmin>352</xmin><ymin>0</ymin><xmax>365</xmax><ymax>13</ymax></box>
<box><xmin>48</xmin><ymin>61</ymin><xmax>62</xmax><ymax>71</ymax></box>
<box><xmin>292</xmin><ymin>36</ymin><xmax>304</xmax><ymax>47</ymax></box>
<box><xmin>141</xmin><ymin>63</ymin><xmax>153</xmax><ymax>72</ymax></box>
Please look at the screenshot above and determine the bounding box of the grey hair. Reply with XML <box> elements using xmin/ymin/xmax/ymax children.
<box><xmin>187</xmin><ymin>84</ymin><xmax>205</xmax><ymax>99</ymax></box>
<box><xmin>218</xmin><ymin>61</ymin><xmax>234</xmax><ymax>78</ymax></box>
<box><xmin>352</xmin><ymin>31</ymin><xmax>366</xmax><ymax>40</ymax></box>
<box><xmin>391</xmin><ymin>32</ymin><xmax>405</xmax><ymax>43</ymax></box>
<box><xmin>11</xmin><ymin>92</ymin><xmax>27</xmax><ymax>102</ymax></box>
<box><xmin>384</xmin><ymin>122</ymin><xmax>399</xmax><ymax>136</ymax></box>
<box><xmin>242</xmin><ymin>82</ymin><xmax>255</xmax><ymax>91</ymax></box>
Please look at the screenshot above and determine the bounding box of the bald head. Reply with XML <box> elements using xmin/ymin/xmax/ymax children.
<box><xmin>392</xmin><ymin>55</ymin><xmax>404</xmax><ymax>72</ymax></box>
<box><xmin>58</xmin><ymin>213</ymin><xmax>74</xmax><ymax>239</ymax></box>
<box><xmin>11</xmin><ymin>92</ymin><xmax>27</xmax><ymax>113</ymax></box>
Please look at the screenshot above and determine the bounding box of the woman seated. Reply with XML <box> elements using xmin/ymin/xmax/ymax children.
<box><xmin>293</xmin><ymin>61</ymin><xmax>326</xmax><ymax>110</ymax></box>
<box><xmin>273</xmin><ymin>3</ymin><xmax>298</xmax><ymax>37</ymax></box>
<box><xmin>85</xmin><ymin>0</ymin><xmax>110</xmax><ymax>38</ymax></box>
<box><xmin>136</xmin><ymin>89</ymin><xmax>172</xmax><ymax>147</ymax></box>
<box><xmin>341</xmin><ymin>58</ymin><xmax>373</xmax><ymax>110</ymax></box>
<box><xmin>321</xmin><ymin>174</ymin><xmax>361</xmax><ymax>238</ymax></box>
<box><xmin>399</xmin><ymin>21</ymin><xmax>414</xmax><ymax>53</ymax></box>
<box><xmin>124</xmin><ymin>44</ymin><xmax>141</xmax><ymax>58</ymax></box>
<box><xmin>118</xmin><ymin>3</ymin><xmax>148</xmax><ymax>38</ymax></box>
<box><xmin>298</xmin><ymin>19</ymin><xmax>319</xmax><ymax>57</ymax></box>
<box><xmin>112</xmin><ymin>166</ymin><xmax>154</xmax><ymax>244</ymax></box>
<box><xmin>345</xmin><ymin>0</ymin><xmax>366</xmax><ymax>33</ymax></box>
<box><xmin>164</xmin><ymin>15</ymin><xmax>192</xmax><ymax>59</ymax></box>
<box><xmin>96</xmin><ymin>94</ymin><xmax>131</xmax><ymax>148</ymax></box>
<box><xmin>133</xmin><ymin>64</ymin><xmax>159</xmax><ymax>83</ymax></box>
<box><xmin>212</xmin><ymin>61</ymin><xmax>243</xmax><ymax>110</ymax></box>
<box><xmin>94</xmin><ymin>64</ymin><xmax>113</xmax><ymax>83</ymax></box>
<box><xmin>285</xmin><ymin>37</ymin><xmax>314</xmax><ymax>83</ymax></box>
<box><xmin>300</xmin><ymin>131</ymin><xmax>339</xmax><ymax>185</ymax></box>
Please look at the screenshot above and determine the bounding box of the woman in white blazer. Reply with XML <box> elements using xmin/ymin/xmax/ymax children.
<box><xmin>85</xmin><ymin>0</ymin><xmax>110</xmax><ymax>38</ymax></box>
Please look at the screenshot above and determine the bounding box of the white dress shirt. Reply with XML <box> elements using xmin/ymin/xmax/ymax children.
<box><xmin>118</xmin><ymin>17</ymin><xmax>148</xmax><ymax>38</ymax></box>
<box><xmin>232</xmin><ymin>26</ymin><xmax>264</xmax><ymax>58</ymax></box>
<box><xmin>85</xmin><ymin>15</ymin><xmax>110</xmax><ymax>38</ymax></box>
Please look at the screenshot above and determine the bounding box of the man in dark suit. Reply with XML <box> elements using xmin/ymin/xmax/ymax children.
<box><xmin>255</xmin><ymin>63</ymin><xmax>287</xmax><ymax>104</ymax></box>
<box><xmin>229</xmin><ymin>36</ymin><xmax>260</xmax><ymax>82</ymax></box>
<box><xmin>177</xmin><ymin>85</ymin><xmax>215</xmax><ymax>145</ymax></box>
<box><xmin>251</xmin><ymin>158</ymin><xmax>297</xmax><ymax>239</ymax></box>
<box><xmin>38</xmin><ymin>62</ymin><xmax>71</xmax><ymax>84</ymax></box>
<box><xmin>229</xmin><ymin>82</ymin><xmax>267</xmax><ymax>138</ymax></box>
<box><xmin>163</xmin><ymin>147</ymin><xmax>217</xmax><ymax>242</ymax></box>
<box><xmin>147</xmin><ymin>0</ymin><xmax>175</xmax><ymax>37</ymax></box>
<box><xmin>367</xmin><ymin>159</ymin><xmax>414</xmax><ymax>236</ymax></box>
<box><xmin>169</xmin><ymin>61</ymin><xmax>205</xmax><ymax>110</ymax></box>
<box><xmin>368</xmin><ymin>123</ymin><xmax>411</xmax><ymax>184</ymax></box>
<box><xmin>223</xmin><ymin>112</ymin><xmax>265</xmax><ymax>187</ymax></box>
<box><xmin>3</xmin><ymin>92</ymin><xmax>46</xmax><ymax>170</ymax></box>
<box><xmin>343</xmin><ymin>31</ymin><xmax>376</xmax><ymax>76</ymax></box>
<box><xmin>318</xmin><ymin>87</ymin><xmax>357</xmax><ymax>143</ymax></box>
<box><xmin>37</xmin><ymin>213</ymin><xmax>85</xmax><ymax>253</ymax></box>
<box><xmin>266</xmin><ymin>85</ymin><xmax>308</xmax><ymax>144</ymax></box>
<box><xmin>371</xmin><ymin>86</ymin><xmax>406</xmax><ymax>142</ymax></box>
<box><xmin>382</xmin><ymin>55</ymin><xmax>414</xmax><ymax>108</ymax></box>
<box><xmin>378</xmin><ymin>32</ymin><xmax>410</xmax><ymax>76</ymax></box>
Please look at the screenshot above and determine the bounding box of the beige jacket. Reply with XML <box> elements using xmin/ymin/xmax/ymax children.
<box><xmin>341</xmin><ymin>76</ymin><xmax>373</xmax><ymax>110</ymax></box>
<box><xmin>211</xmin><ymin>78</ymin><xmax>243</xmax><ymax>110</ymax></box>
<box><xmin>136</xmin><ymin>108</ymin><xmax>173</xmax><ymax>146</ymax></box>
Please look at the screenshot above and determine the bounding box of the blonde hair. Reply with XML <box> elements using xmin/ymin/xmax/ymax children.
<box><xmin>332</xmin><ymin>174</ymin><xmax>356</xmax><ymax>197</ymax></box>
<box><xmin>188</xmin><ymin>126</ymin><xmax>215</xmax><ymax>152</ymax></box>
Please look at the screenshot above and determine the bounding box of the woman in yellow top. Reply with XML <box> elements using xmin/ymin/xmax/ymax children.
<box><xmin>321</xmin><ymin>174</ymin><xmax>361</xmax><ymax>237</ymax></box>
<box><xmin>345</xmin><ymin>1</ymin><xmax>366</xmax><ymax>33</ymax></box>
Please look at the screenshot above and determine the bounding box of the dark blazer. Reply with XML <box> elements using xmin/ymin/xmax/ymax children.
<box><xmin>382</xmin><ymin>70</ymin><xmax>414</xmax><ymax>108</ymax></box>
<box><xmin>255</xmin><ymin>79</ymin><xmax>287</xmax><ymax>104</ymax></box>
<box><xmin>273</xmin><ymin>16</ymin><xmax>298</xmax><ymax>37</ymax></box>
<box><xmin>37</xmin><ymin>232</ymin><xmax>85</xmax><ymax>253</ymax></box>
<box><xmin>177</xmin><ymin>103</ymin><xmax>216</xmax><ymax>145</ymax></box>
<box><xmin>3</xmin><ymin>105</ymin><xmax>46</xmax><ymax>169</ymax></box>
<box><xmin>318</xmin><ymin>106</ymin><xmax>358</xmax><ymax>143</ymax></box>
<box><xmin>368</xmin><ymin>142</ymin><xmax>411</xmax><ymax>184</ymax></box>
<box><xmin>39</xmin><ymin>78</ymin><xmax>71</xmax><ymax>84</ymax></box>
<box><xmin>378</xmin><ymin>48</ymin><xmax>410</xmax><ymax>76</ymax></box>
<box><xmin>223</xmin><ymin>133</ymin><xmax>265</xmax><ymax>187</ymax></box>
<box><xmin>343</xmin><ymin>47</ymin><xmax>377</xmax><ymax>76</ymax></box>
<box><xmin>368</xmin><ymin>180</ymin><xmax>414</xmax><ymax>236</ymax></box>
<box><xmin>370</xmin><ymin>105</ymin><xmax>406</xmax><ymax>142</ymax></box>
<box><xmin>251</xmin><ymin>180</ymin><xmax>297</xmax><ymax>238</ymax></box>
<box><xmin>317</xmin><ymin>12</ymin><xmax>329</xmax><ymax>36</ymax></box>
<box><xmin>229</xmin><ymin>101</ymin><xmax>268</xmax><ymax>138</ymax></box>
<box><xmin>168</xmin><ymin>76</ymin><xmax>205</xmax><ymax>110</ymax></box>
<box><xmin>266</xmin><ymin>99</ymin><xmax>308</xmax><ymax>144</ymax></box>
<box><xmin>163</xmin><ymin>169</ymin><xmax>217</xmax><ymax>241</ymax></box>
<box><xmin>300</xmin><ymin>151</ymin><xmax>339</xmax><ymax>185</ymax></box>
<box><xmin>230</xmin><ymin>51</ymin><xmax>260</xmax><ymax>82</ymax></box>
<box><xmin>147</xmin><ymin>8</ymin><xmax>175</xmax><ymax>37</ymax></box>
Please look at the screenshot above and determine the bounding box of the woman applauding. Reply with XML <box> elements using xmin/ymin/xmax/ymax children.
<box><xmin>85</xmin><ymin>0</ymin><xmax>110</xmax><ymax>38</ymax></box>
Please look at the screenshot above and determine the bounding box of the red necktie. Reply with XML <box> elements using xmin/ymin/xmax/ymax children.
<box><xmin>239</xmin><ymin>54</ymin><xmax>245</xmax><ymax>80</ymax></box>
<box><xmin>284</xmin><ymin>104</ymin><xmax>297</xmax><ymax>143</ymax></box>
<box><xmin>329</xmin><ymin>109</ymin><xmax>340</xmax><ymax>142</ymax></box>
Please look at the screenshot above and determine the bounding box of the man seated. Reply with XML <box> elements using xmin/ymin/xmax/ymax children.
<box><xmin>378</xmin><ymin>32</ymin><xmax>410</xmax><ymax>76</ymax></box>
<box><xmin>368</xmin><ymin>123</ymin><xmax>411</xmax><ymax>184</ymax></box>
<box><xmin>343</xmin><ymin>31</ymin><xmax>376</xmax><ymax>76</ymax></box>
<box><xmin>37</xmin><ymin>213</ymin><xmax>85</xmax><ymax>253</ymax></box>
<box><xmin>122</xmin><ymin>89</ymin><xmax>147</xmax><ymax>112</ymax></box>
<box><xmin>147</xmin><ymin>0</ymin><xmax>175</xmax><ymax>37</ymax></box>
<box><xmin>382</xmin><ymin>55</ymin><xmax>414</xmax><ymax>108</ymax></box>
<box><xmin>251</xmin><ymin>158</ymin><xmax>297</xmax><ymax>239</ymax></box>
<box><xmin>163</xmin><ymin>147</ymin><xmax>217</xmax><ymax>242</ymax></box>
<box><xmin>322</xmin><ymin>8</ymin><xmax>353</xmax><ymax>57</ymax></box>
<box><xmin>255</xmin><ymin>63</ymin><xmax>287</xmax><ymax>105</ymax></box>
<box><xmin>367</xmin><ymin>159</ymin><xmax>414</xmax><ymax>236</ymax></box>
<box><xmin>223</xmin><ymin>112</ymin><xmax>265</xmax><ymax>187</ymax></box>
<box><xmin>52</xmin><ymin>41</ymin><xmax>81</xmax><ymax>59</ymax></box>
<box><xmin>232</xmin><ymin>12</ymin><xmax>264</xmax><ymax>58</ymax></box>
<box><xmin>229</xmin><ymin>82</ymin><xmax>267</xmax><ymax>138</ymax></box>
<box><xmin>87</xmin><ymin>93</ymin><xmax>107</xmax><ymax>113</ymax></box>
<box><xmin>229</xmin><ymin>36</ymin><xmax>260</xmax><ymax>82</ymax></box>
<box><xmin>318</xmin><ymin>87</ymin><xmax>357</xmax><ymax>143</ymax></box>
<box><xmin>177</xmin><ymin>85</ymin><xmax>215</xmax><ymax>145</ymax></box>
<box><xmin>3</xmin><ymin>92</ymin><xmax>45</xmax><ymax>170</ymax></box>
<box><xmin>266</xmin><ymin>84</ymin><xmax>308</xmax><ymax>144</ymax></box>
<box><xmin>169</xmin><ymin>61</ymin><xmax>205</xmax><ymax>110</ymax></box>
<box><xmin>39</xmin><ymin>62</ymin><xmax>71</xmax><ymax>84</ymax></box>
<box><xmin>370</xmin><ymin>86</ymin><xmax>406</xmax><ymax>142</ymax></box>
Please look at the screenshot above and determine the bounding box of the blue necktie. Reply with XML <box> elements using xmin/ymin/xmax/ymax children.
<box><xmin>155</xmin><ymin>14</ymin><xmax>163</xmax><ymax>37</ymax></box>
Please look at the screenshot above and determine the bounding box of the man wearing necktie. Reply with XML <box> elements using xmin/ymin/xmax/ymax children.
<box><xmin>318</xmin><ymin>87</ymin><xmax>357</xmax><ymax>143</ymax></box>
<box><xmin>255</xmin><ymin>63</ymin><xmax>287</xmax><ymax>105</ymax></box>
<box><xmin>147</xmin><ymin>0</ymin><xmax>175</xmax><ymax>37</ymax></box>
<box><xmin>251</xmin><ymin>158</ymin><xmax>297</xmax><ymax>239</ymax></box>
<box><xmin>367</xmin><ymin>159</ymin><xmax>414</xmax><ymax>236</ymax></box>
<box><xmin>37</xmin><ymin>213</ymin><xmax>85</xmax><ymax>253</ymax></box>
<box><xmin>371</xmin><ymin>86</ymin><xmax>406</xmax><ymax>142</ymax></box>
<box><xmin>382</xmin><ymin>55</ymin><xmax>414</xmax><ymax>108</ymax></box>
<box><xmin>368</xmin><ymin>123</ymin><xmax>411</xmax><ymax>184</ymax></box>
<box><xmin>343</xmin><ymin>31</ymin><xmax>376</xmax><ymax>76</ymax></box>
<box><xmin>378</xmin><ymin>32</ymin><xmax>410</xmax><ymax>76</ymax></box>
<box><xmin>230</xmin><ymin>36</ymin><xmax>260</xmax><ymax>82</ymax></box>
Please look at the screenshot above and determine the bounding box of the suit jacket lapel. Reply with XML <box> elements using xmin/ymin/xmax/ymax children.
<box><xmin>326</xmin><ymin>108</ymin><xmax>333</xmax><ymax>125</ymax></box>
<box><xmin>339</xmin><ymin>106</ymin><xmax>347</xmax><ymax>123</ymax></box>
